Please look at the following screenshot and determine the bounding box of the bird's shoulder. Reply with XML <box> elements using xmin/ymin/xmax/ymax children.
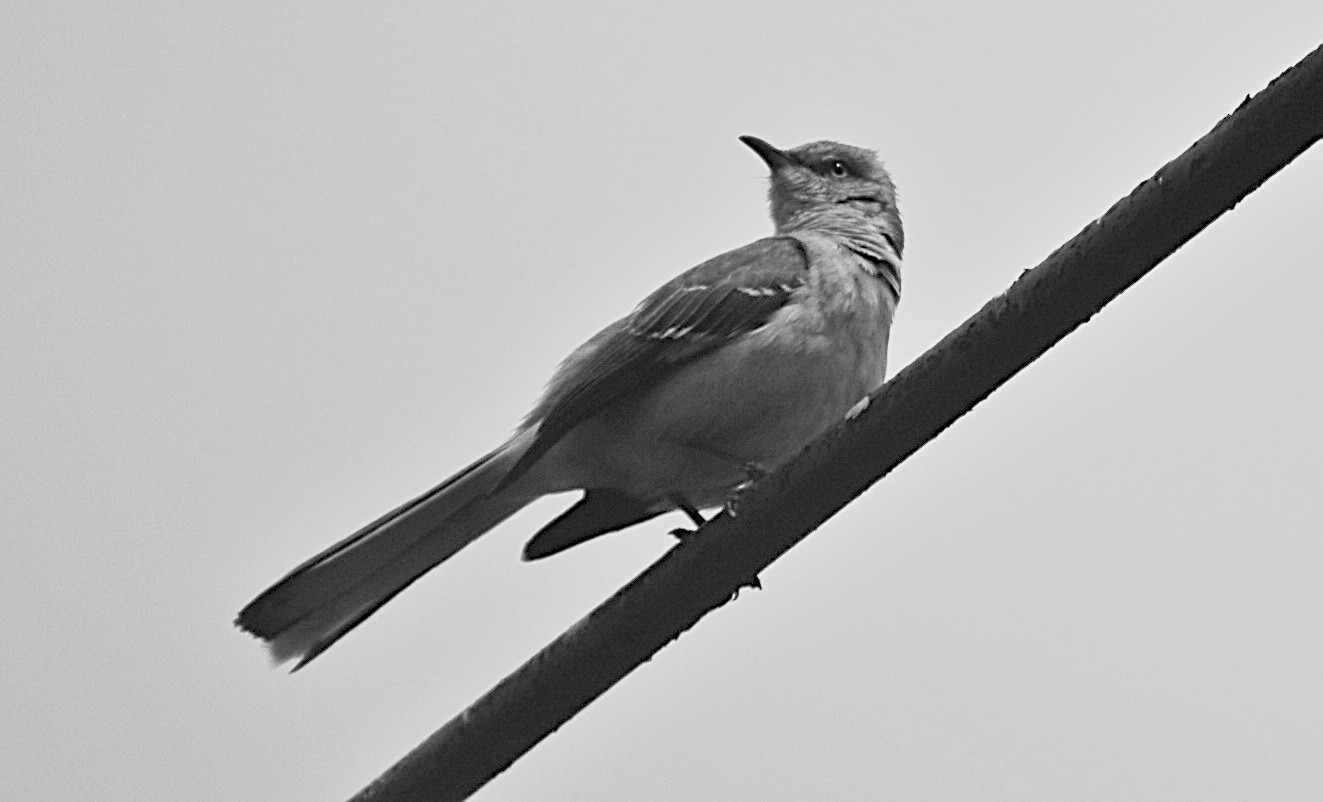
<box><xmin>625</xmin><ymin>235</ymin><xmax>810</xmax><ymax>346</ymax></box>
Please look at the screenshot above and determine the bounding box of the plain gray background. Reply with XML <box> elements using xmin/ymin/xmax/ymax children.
<box><xmin>4</xmin><ymin>3</ymin><xmax>1321</xmax><ymax>800</ymax></box>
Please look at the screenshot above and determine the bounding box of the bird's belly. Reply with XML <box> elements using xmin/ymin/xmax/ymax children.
<box><xmin>559</xmin><ymin>320</ymin><xmax>887</xmax><ymax>509</ymax></box>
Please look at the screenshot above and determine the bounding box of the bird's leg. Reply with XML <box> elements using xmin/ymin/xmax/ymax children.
<box><xmin>722</xmin><ymin>463</ymin><xmax>766</xmax><ymax>590</ymax></box>
<box><xmin>668</xmin><ymin>497</ymin><xmax>708</xmax><ymax>541</ymax></box>
<box><xmin>662</xmin><ymin>436</ymin><xmax>769</xmax><ymax>518</ymax></box>
<box><xmin>665</xmin><ymin>495</ymin><xmax>764</xmax><ymax>594</ymax></box>
<box><xmin>736</xmin><ymin>459</ymin><xmax>767</xmax><ymax>483</ymax></box>
<box><xmin>724</xmin><ymin>460</ymin><xmax>767</xmax><ymax>518</ymax></box>
<box><xmin>679</xmin><ymin>501</ymin><xmax>707</xmax><ymax>527</ymax></box>
<box><xmin>658</xmin><ymin>441</ymin><xmax>766</xmax><ymax>588</ymax></box>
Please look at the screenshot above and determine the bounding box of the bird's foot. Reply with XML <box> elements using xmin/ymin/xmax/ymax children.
<box><xmin>669</xmin><ymin>526</ymin><xmax>697</xmax><ymax>541</ymax></box>
<box><xmin>730</xmin><ymin>574</ymin><xmax>763</xmax><ymax>601</ymax></box>
<box><xmin>724</xmin><ymin>461</ymin><xmax>768</xmax><ymax>518</ymax></box>
<box><xmin>669</xmin><ymin>497</ymin><xmax>707</xmax><ymax>542</ymax></box>
<box><xmin>845</xmin><ymin>394</ymin><xmax>871</xmax><ymax>420</ymax></box>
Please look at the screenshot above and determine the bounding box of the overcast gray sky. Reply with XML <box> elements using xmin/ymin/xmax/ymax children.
<box><xmin>4</xmin><ymin>3</ymin><xmax>1322</xmax><ymax>800</ymax></box>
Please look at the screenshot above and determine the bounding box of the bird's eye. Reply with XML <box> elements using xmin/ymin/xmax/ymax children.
<box><xmin>828</xmin><ymin>160</ymin><xmax>849</xmax><ymax>178</ymax></box>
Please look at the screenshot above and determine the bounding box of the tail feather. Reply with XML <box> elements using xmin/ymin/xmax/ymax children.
<box><xmin>236</xmin><ymin>438</ymin><xmax>535</xmax><ymax>668</ymax></box>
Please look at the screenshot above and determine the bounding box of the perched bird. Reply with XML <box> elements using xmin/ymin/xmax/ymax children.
<box><xmin>237</xmin><ymin>135</ymin><xmax>904</xmax><ymax>668</ymax></box>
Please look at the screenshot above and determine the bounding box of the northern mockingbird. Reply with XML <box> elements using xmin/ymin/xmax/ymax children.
<box><xmin>237</xmin><ymin>136</ymin><xmax>904</xmax><ymax>668</ymax></box>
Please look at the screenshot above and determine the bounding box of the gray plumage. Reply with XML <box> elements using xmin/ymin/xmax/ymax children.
<box><xmin>236</xmin><ymin>135</ymin><xmax>904</xmax><ymax>668</ymax></box>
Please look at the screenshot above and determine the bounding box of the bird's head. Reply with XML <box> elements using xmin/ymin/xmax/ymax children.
<box><xmin>741</xmin><ymin>135</ymin><xmax>903</xmax><ymax>257</ymax></box>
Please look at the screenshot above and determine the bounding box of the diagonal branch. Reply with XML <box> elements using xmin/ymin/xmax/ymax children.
<box><xmin>349</xmin><ymin>44</ymin><xmax>1323</xmax><ymax>802</ymax></box>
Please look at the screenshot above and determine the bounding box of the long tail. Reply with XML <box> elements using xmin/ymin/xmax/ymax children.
<box><xmin>236</xmin><ymin>436</ymin><xmax>536</xmax><ymax>669</ymax></box>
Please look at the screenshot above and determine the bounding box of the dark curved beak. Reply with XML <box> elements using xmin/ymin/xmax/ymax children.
<box><xmin>739</xmin><ymin>135</ymin><xmax>795</xmax><ymax>172</ymax></box>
